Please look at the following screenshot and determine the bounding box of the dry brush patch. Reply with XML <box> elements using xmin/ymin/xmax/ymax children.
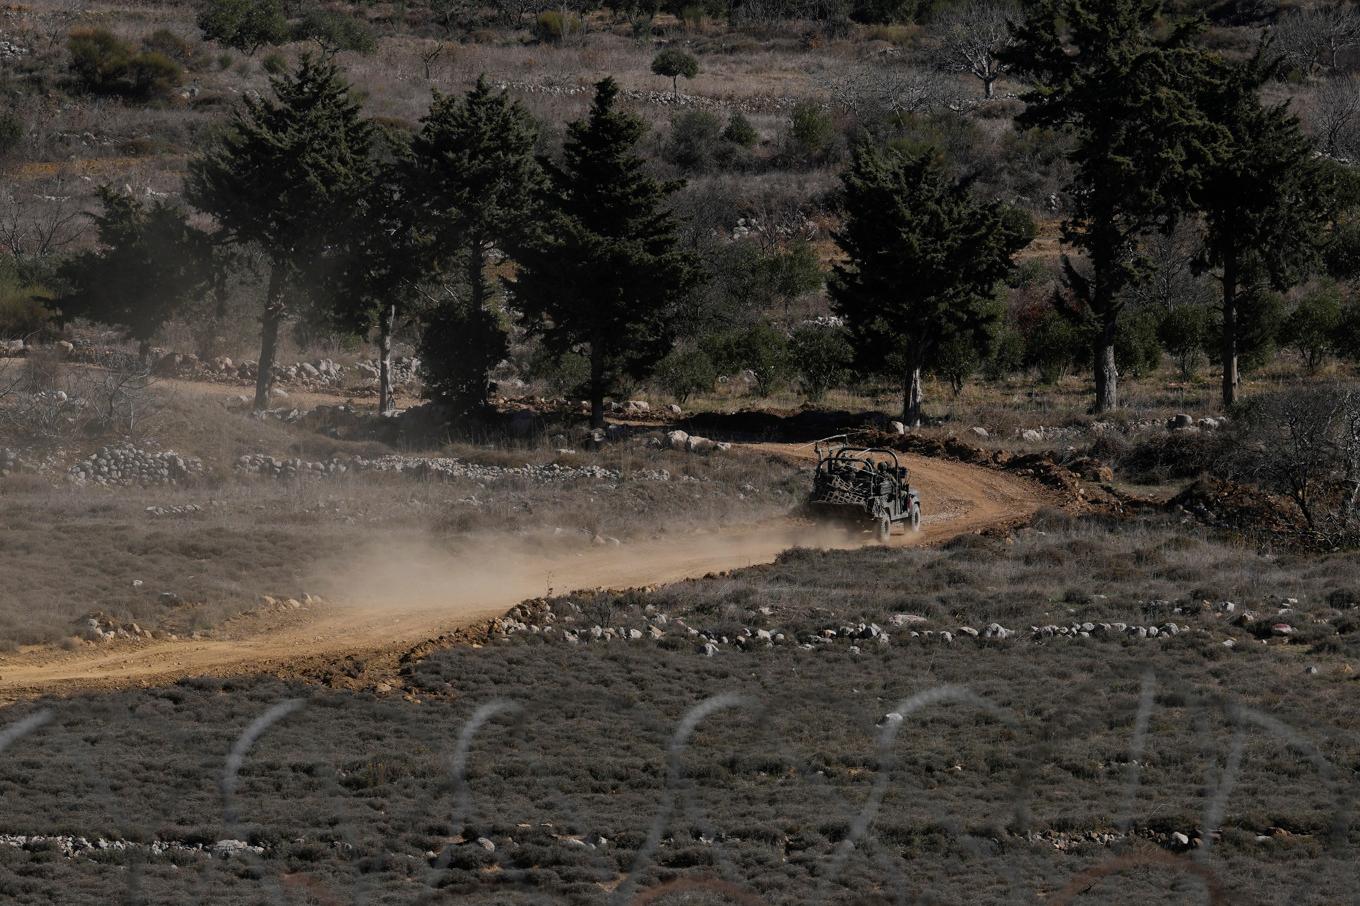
<box><xmin>0</xmin><ymin>518</ymin><xmax>1355</xmax><ymax>903</ymax></box>
<box><xmin>0</xmin><ymin>410</ymin><xmax>804</xmax><ymax>646</ymax></box>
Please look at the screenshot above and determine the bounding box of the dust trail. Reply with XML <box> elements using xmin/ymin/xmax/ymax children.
<box><xmin>311</xmin><ymin>521</ymin><xmax>865</xmax><ymax>619</ymax></box>
<box><xmin>0</xmin><ymin>447</ymin><xmax>1045</xmax><ymax>697</ymax></box>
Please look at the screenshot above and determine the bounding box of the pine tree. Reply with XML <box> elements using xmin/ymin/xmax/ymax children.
<box><xmin>1193</xmin><ymin>49</ymin><xmax>1335</xmax><ymax>409</ymax></box>
<box><xmin>830</xmin><ymin>144</ymin><xmax>1033</xmax><ymax>427</ymax></box>
<box><xmin>409</xmin><ymin>76</ymin><xmax>543</xmax><ymax>310</ymax></box>
<box><xmin>1006</xmin><ymin>0</ymin><xmax>1217</xmax><ymax>412</ymax></box>
<box><xmin>324</xmin><ymin>139</ymin><xmax>428</xmax><ymax>414</ymax></box>
<box><xmin>57</xmin><ymin>186</ymin><xmax>213</xmax><ymax>360</ymax></box>
<box><xmin>185</xmin><ymin>54</ymin><xmax>374</xmax><ymax>410</ymax></box>
<box><xmin>512</xmin><ymin>78</ymin><xmax>700</xmax><ymax>429</ymax></box>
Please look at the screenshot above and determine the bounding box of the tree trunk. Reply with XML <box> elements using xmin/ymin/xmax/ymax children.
<box><xmin>902</xmin><ymin>363</ymin><xmax>923</xmax><ymax>428</ymax></box>
<box><xmin>467</xmin><ymin>239</ymin><xmax>492</xmax><ymax>411</ymax></box>
<box><xmin>1093</xmin><ymin>316</ymin><xmax>1118</xmax><ymax>413</ymax></box>
<box><xmin>253</xmin><ymin>266</ymin><xmax>285</xmax><ymax>412</ymax></box>
<box><xmin>378</xmin><ymin>302</ymin><xmax>396</xmax><ymax>415</ymax></box>
<box><xmin>984</xmin><ymin>76</ymin><xmax>995</xmax><ymax>100</ymax></box>
<box><xmin>1221</xmin><ymin>251</ymin><xmax>1239</xmax><ymax>410</ymax></box>
<box><xmin>672</xmin><ymin>74</ymin><xmax>678</xmax><ymax>99</ymax></box>
<box><xmin>468</xmin><ymin>239</ymin><xmax>488</xmax><ymax>314</ymax></box>
<box><xmin>589</xmin><ymin>334</ymin><xmax>605</xmax><ymax>430</ymax></box>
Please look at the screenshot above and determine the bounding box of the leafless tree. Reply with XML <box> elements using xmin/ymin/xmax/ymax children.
<box><xmin>929</xmin><ymin>0</ymin><xmax>1017</xmax><ymax>99</ymax></box>
<box><xmin>1126</xmin><ymin>221</ymin><xmax>1213</xmax><ymax>312</ymax></box>
<box><xmin>0</xmin><ymin>347</ymin><xmax>161</xmax><ymax>441</ymax></box>
<box><xmin>1307</xmin><ymin>74</ymin><xmax>1360</xmax><ymax>159</ymax></box>
<box><xmin>825</xmin><ymin>64</ymin><xmax>965</xmax><ymax>122</ymax></box>
<box><xmin>0</xmin><ymin>178</ymin><xmax>88</xmax><ymax>262</ymax></box>
<box><xmin>1275</xmin><ymin>5</ymin><xmax>1360</xmax><ymax>78</ymax></box>
<box><xmin>1234</xmin><ymin>384</ymin><xmax>1360</xmax><ymax>540</ymax></box>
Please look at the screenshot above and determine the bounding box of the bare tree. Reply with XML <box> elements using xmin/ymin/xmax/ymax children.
<box><xmin>1275</xmin><ymin>5</ymin><xmax>1360</xmax><ymax>78</ymax></box>
<box><xmin>1234</xmin><ymin>385</ymin><xmax>1360</xmax><ymax>540</ymax></box>
<box><xmin>825</xmin><ymin>64</ymin><xmax>965</xmax><ymax>122</ymax></box>
<box><xmin>0</xmin><ymin>178</ymin><xmax>88</xmax><ymax>262</ymax></box>
<box><xmin>930</xmin><ymin>0</ymin><xmax>1017</xmax><ymax>99</ymax></box>
<box><xmin>1308</xmin><ymin>74</ymin><xmax>1360</xmax><ymax>159</ymax></box>
<box><xmin>1126</xmin><ymin>221</ymin><xmax>1213</xmax><ymax>311</ymax></box>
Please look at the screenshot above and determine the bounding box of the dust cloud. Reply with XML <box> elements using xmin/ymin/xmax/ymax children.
<box><xmin>310</xmin><ymin>520</ymin><xmax>865</xmax><ymax>621</ymax></box>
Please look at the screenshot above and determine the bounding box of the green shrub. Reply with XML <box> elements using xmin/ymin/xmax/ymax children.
<box><xmin>293</xmin><ymin>7</ymin><xmax>377</xmax><ymax>54</ymax></box>
<box><xmin>525</xmin><ymin>346</ymin><xmax>590</xmax><ymax>396</ymax></box>
<box><xmin>1157</xmin><ymin>303</ymin><xmax>1212</xmax><ymax>379</ymax></box>
<box><xmin>0</xmin><ymin>112</ymin><xmax>22</xmax><ymax>160</ymax></box>
<box><xmin>68</xmin><ymin>28</ymin><xmax>133</xmax><ymax>90</ymax></box>
<box><xmin>533</xmin><ymin>10</ymin><xmax>583</xmax><ymax>43</ymax></box>
<box><xmin>67</xmin><ymin>28</ymin><xmax>182</xmax><ymax>98</ymax></box>
<box><xmin>1232</xmin><ymin>287</ymin><xmax>1286</xmax><ymax>373</ymax></box>
<box><xmin>785</xmin><ymin>101</ymin><xmax>837</xmax><ymax>163</ymax></box>
<box><xmin>142</xmin><ymin>28</ymin><xmax>196</xmax><ymax>66</ymax></box>
<box><xmin>664</xmin><ymin>110</ymin><xmax>722</xmax><ymax>173</ymax></box>
<box><xmin>721</xmin><ymin>112</ymin><xmax>758</xmax><ymax>148</ymax></box>
<box><xmin>0</xmin><ymin>265</ymin><xmax>54</xmax><ymax>338</ymax></box>
<box><xmin>789</xmin><ymin>324</ymin><xmax>853</xmax><ymax>401</ymax></box>
<box><xmin>984</xmin><ymin>324</ymin><xmax>1025</xmax><ymax>380</ymax></box>
<box><xmin>932</xmin><ymin>333</ymin><xmax>981</xmax><ymax>395</ymax></box>
<box><xmin>757</xmin><ymin>240</ymin><xmax>823</xmax><ymax>310</ymax></box>
<box><xmin>1324</xmin><ymin>218</ymin><xmax>1360</xmax><ymax>282</ymax></box>
<box><xmin>261</xmin><ymin>50</ymin><xmax>287</xmax><ymax>74</ymax></box>
<box><xmin>1282</xmin><ymin>282</ymin><xmax>1344</xmax><ymax>372</ymax></box>
<box><xmin>704</xmin><ymin>323</ymin><xmax>791</xmax><ymax>396</ymax></box>
<box><xmin>1116</xmin><ymin>307</ymin><xmax>1162</xmax><ymax>379</ymax></box>
<box><xmin>653</xmin><ymin>346</ymin><xmax>717</xmax><ymax>403</ymax></box>
<box><xmin>198</xmin><ymin>0</ymin><xmax>288</xmax><ymax>55</ymax></box>
<box><xmin>1024</xmin><ymin>310</ymin><xmax>1082</xmax><ymax>384</ymax></box>
<box><xmin>126</xmin><ymin>52</ymin><xmax>183</xmax><ymax>97</ymax></box>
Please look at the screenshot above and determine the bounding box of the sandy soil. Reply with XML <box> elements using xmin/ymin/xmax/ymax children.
<box><xmin>0</xmin><ymin>443</ymin><xmax>1047</xmax><ymax>701</ymax></box>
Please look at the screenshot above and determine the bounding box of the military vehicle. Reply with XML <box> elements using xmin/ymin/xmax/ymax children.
<box><xmin>807</xmin><ymin>437</ymin><xmax>921</xmax><ymax>542</ymax></box>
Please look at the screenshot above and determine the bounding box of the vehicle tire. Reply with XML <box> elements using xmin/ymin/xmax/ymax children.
<box><xmin>909</xmin><ymin>504</ymin><xmax>921</xmax><ymax>532</ymax></box>
<box><xmin>876</xmin><ymin>517</ymin><xmax>891</xmax><ymax>544</ymax></box>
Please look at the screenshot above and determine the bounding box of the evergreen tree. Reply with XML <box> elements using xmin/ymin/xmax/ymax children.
<box><xmin>1006</xmin><ymin>0</ymin><xmax>1216</xmax><ymax>412</ymax></box>
<box><xmin>406</xmin><ymin>76</ymin><xmax>543</xmax><ymax>412</ymax></box>
<box><xmin>512</xmin><ymin>78</ymin><xmax>700</xmax><ymax>429</ymax></box>
<box><xmin>1192</xmin><ymin>50</ymin><xmax>1334</xmax><ymax>408</ymax></box>
<box><xmin>409</xmin><ymin>77</ymin><xmax>543</xmax><ymax>292</ymax></box>
<box><xmin>186</xmin><ymin>55</ymin><xmax>374</xmax><ymax>410</ymax></box>
<box><xmin>651</xmin><ymin>48</ymin><xmax>698</xmax><ymax>99</ymax></box>
<box><xmin>829</xmin><ymin>144</ymin><xmax>1033</xmax><ymax>427</ymax></box>
<box><xmin>57</xmin><ymin>186</ymin><xmax>213</xmax><ymax>359</ymax></box>
<box><xmin>197</xmin><ymin>0</ymin><xmax>288</xmax><ymax>55</ymax></box>
<box><xmin>325</xmin><ymin>140</ymin><xmax>428</xmax><ymax>414</ymax></box>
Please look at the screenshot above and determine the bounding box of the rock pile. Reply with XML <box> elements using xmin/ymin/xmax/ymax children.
<box><xmin>144</xmin><ymin>503</ymin><xmax>204</xmax><ymax>517</ymax></box>
<box><xmin>234</xmin><ymin>452</ymin><xmax>668</xmax><ymax>484</ymax></box>
<box><xmin>62</xmin><ymin>342</ymin><xmax>425</xmax><ymax>394</ymax></box>
<box><xmin>661</xmin><ymin>429</ymin><xmax>731</xmax><ymax>454</ymax></box>
<box><xmin>475</xmin><ymin>599</ymin><xmax>1203</xmax><ymax>656</ymax></box>
<box><xmin>68</xmin><ymin>444</ymin><xmax>204</xmax><ymax>487</ymax></box>
<box><xmin>0</xmin><ymin>834</ymin><xmax>263</xmax><ymax>860</ymax></box>
<box><xmin>499</xmin><ymin>78</ymin><xmax>798</xmax><ymax>116</ymax></box>
<box><xmin>79</xmin><ymin>612</ymin><xmax>156</xmax><ymax>642</ymax></box>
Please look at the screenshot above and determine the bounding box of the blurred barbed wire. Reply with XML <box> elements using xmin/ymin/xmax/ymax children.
<box><xmin>0</xmin><ymin>678</ymin><xmax>1353</xmax><ymax>906</ymax></box>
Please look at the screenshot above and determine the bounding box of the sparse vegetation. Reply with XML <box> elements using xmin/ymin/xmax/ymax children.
<box><xmin>3</xmin><ymin>2</ymin><xmax>1360</xmax><ymax>901</ymax></box>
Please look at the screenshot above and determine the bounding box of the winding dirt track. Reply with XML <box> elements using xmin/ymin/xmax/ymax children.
<box><xmin>0</xmin><ymin>444</ymin><xmax>1046</xmax><ymax>701</ymax></box>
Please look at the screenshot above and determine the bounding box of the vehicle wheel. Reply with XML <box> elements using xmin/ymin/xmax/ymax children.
<box><xmin>909</xmin><ymin>504</ymin><xmax>922</xmax><ymax>532</ymax></box>
<box><xmin>876</xmin><ymin>517</ymin><xmax>891</xmax><ymax>544</ymax></box>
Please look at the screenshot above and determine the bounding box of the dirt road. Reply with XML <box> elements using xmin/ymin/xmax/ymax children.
<box><xmin>0</xmin><ymin>446</ymin><xmax>1046</xmax><ymax>700</ymax></box>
